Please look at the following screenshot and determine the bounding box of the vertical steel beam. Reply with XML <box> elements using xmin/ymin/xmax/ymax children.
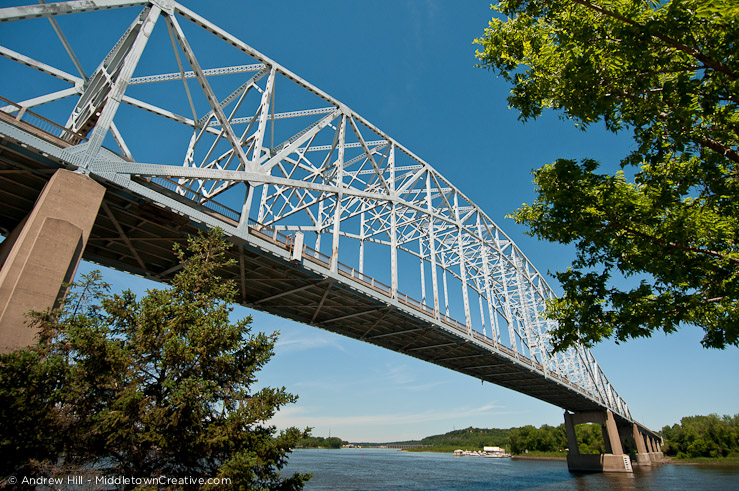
<box><xmin>329</xmin><ymin>115</ymin><xmax>345</xmax><ymax>272</ymax></box>
<box><xmin>251</xmin><ymin>67</ymin><xmax>277</xmax><ymax>166</ymax></box>
<box><xmin>236</xmin><ymin>183</ymin><xmax>255</xmax><ymax>235</ymax></box>
<box><xmin>442</xmin><ymin>256</ymin><xmax>450</xmax><ymax>317</ymax></box>
<box><xmin>419</xmin><ymin>238</ymin><xmax>426</xmax><ymax>305</ymax></box>
<box><xmin>257</xmin><ymin>181</ymin><xmax>269</xmax><ymax>226</ymax></box>
<box><xmin>314</xmin><ymin>199</ymin><xmax>324</xmax><ymax>255</ymax></box>
<box><xmin>514</xmin><ymin>254</ymin><xmax>536</xmax><ymax>360</ymax></box>
<box><xmin>359</xmin><ymin>202</ymin><xmax>365</xmax><ymax>274</ymax></box>
<box><xmin>454</xmin><ymin>193</ymin><xmax>472</xmax><ymax>331</ymax></box>
<box><xmin>425</xmin><ymin>173</ymin><xmax>440</xmax><ymax>318</ymax></box>
<box><xmin>477</xmin><ymin>215</ymin><xmax>498</xmax><ymax>344</ymax></box>
<box><xmin>389</xmin><ymin>144</ymin><xmax>397</xmax><ymax>298</ymax></box>
<box><xmin>478</xmin><ymin>295</ymin><xmax>487</xmax><ymax>338</ymax></box>
<box><xmin>496</xmin><ymin>231</ymin><xmax>518</xmax><ymax>356</ymax></box>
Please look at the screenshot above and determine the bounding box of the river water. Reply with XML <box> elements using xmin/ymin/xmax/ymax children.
<box><xmin>283</xmin><ymin>448</ymin><xmax>739</xmax><ymax>490</ymax></box>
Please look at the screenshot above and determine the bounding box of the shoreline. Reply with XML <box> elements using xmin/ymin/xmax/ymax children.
<box><xmin>511</xmin><ymin>455</ymin><xmax>566</xmax><ymax>461</ymax></box>
<box><xmin>664</xmin><ymin>457</ymin><xmax>739</xmax><ymax>467</ymax></box>
<box><xmin>336</xmin><ymin>448</ymin><xmax>739</xmax><ymax>466</ymax></box>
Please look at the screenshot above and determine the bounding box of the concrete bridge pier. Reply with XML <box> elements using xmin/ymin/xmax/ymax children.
<box><xmin>564</xmin><ymin>410</ymin><xmax>633</xmax><ymax>473</ymax></box>
<box><xmin>0</xmin><ymin>169</ymin><xmax>104</xmax><ymax>353</ymax></box>
<box><xmin>626</xmin><ymin>424</ymin><xmax>664</xmax><ymax>466</ymax></box>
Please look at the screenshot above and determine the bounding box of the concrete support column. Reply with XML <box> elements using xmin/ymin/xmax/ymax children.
<box><xmin>653</xmin><ymin>438</ymin><xmax>664</xmax><ymax>463</ymax></box>
<box><xmin>564</xmin><ymin>411</ymin><xmax>580</xmax><ymax>456</ymax></box>
<box><xmin>632</xmin><ymin>424</ymin><xmax>648</xmax><ymax>454</ymax></box>
<box><xmin>604</xmin><ymin>410</ymin><xmax>624</xmax><ymax>455</ymax></box>
<box><xmin>0</xmin><ymin>169</ymin><xmax>104</xmax><ymax>353</ymax></box>
<box><xmin>631</xmin><ymin>424</ymin><xmax>652</xmax><ymax>466</ymax></box>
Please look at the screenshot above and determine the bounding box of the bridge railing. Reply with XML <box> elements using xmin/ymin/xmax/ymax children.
<box><xmin>0</xmin><ymin>95</ymin><xmax>87</xmax><ymax>146</ymax></box>
<box><xmin>244</xmin><ymin>224</ymin><xmax>582</xmax><ymax>379</ymax></box>
<box><xmin>337</xmin><ymin>262</ymin><xmax>393</xmax><ymax>297</ymax></box>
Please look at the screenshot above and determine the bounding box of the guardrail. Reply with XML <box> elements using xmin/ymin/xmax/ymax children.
<box><xmin>244</xmin><ymin>227</ymin><xmax>582</xmax><ymax>376</ymax></box>
<box><xmin>0</xmin><ymin>95</ymin><xmax>86</xmax><ymax>145</ymax></box>
<box><xmin>244</xmin><ymin>226</ymin><xmax>600</xmax><ymax>402</ymax></box>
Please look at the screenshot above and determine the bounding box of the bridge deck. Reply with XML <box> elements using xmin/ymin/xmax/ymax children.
<box><xmin>0</xmin><ymin>116</ymin><xmax>621</xmax><ymax>423</ymax></box>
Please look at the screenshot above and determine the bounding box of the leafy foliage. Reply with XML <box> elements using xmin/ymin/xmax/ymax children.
<box><xmin>661</xmin><ymin>413</ymin><xmax>739</xmax><ymax>458</ymax></box>
<box><xmin>298</xmin><ymin>436</ymin><xmax>345</xmax><ymax>449</ymax></box>
<box><xmin>475</xmin><ymin>1</ymin><xmax>739</xmax><ymax>349</ymax></box>
<box><xmin>0</xmin><ymin>230</ymin><xmax>310</xmax><ymax>489</ymax></box>
<box><xmin>507</xmin><ymin>423</ymin><xmax>605</xmax><ymax>454</ymax></box>
<box><xmin>507</xmin><ymin>424</ymin><xmax>565</xmax><ymax>454</ymax></box>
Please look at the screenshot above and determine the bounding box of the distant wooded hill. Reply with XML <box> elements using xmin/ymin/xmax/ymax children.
<box><xmin>343</xmin><ymin>413</ymin><xmax>739</xmax><ymax>458</ymax></box>
<box><xmin>385</xmin><ymin>427</ymin><xmax>510</xmax><ymax>450</ymax></box>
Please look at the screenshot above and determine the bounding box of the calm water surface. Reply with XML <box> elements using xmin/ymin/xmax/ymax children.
<box><xmin>284</xmin><ymin>448</ymin><xmax>739</xmax><ymax>490</ymax></box>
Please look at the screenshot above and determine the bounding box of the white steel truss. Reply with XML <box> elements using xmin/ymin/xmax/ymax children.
<box><xmin>0</xmin><ymin>0</ymin><xmax>631</xmax><ymax>421</ymax></box>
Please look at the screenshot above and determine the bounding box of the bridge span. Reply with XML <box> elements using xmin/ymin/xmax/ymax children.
<box><xmin>0</xmin><ymin>0</ymin><xmax>662</xmax><ymax>472</ymax></box>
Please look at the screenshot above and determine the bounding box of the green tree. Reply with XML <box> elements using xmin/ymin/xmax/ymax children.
<box><xmin>507</xmin><ymin>424</ymin><xmax>566</xmax><ymax>453</ymax></box>
<box><xmin>0</xmin><ymin>230</ymin><xmax>310</xmax><ymax>489</ymax></box>
<box><xmin>475</xmin><ymin>0</ymin><xmax>739</xmax><ymax>350</ymax></box>
<box><xmin>661</xmin><ymin>413</ymin><xmax>739</xmax><ymax>458</ymax></box>
<box><xmin>575</xmin><ymin>424</ymin><xmax>606</xmax><ymax>455</ymax></box>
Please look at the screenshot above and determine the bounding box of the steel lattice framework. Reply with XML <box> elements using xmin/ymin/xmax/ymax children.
<box><xmin>0</xmin><ymin>0</ymin><xmax>632</xmax><ymax>422</ymax></box>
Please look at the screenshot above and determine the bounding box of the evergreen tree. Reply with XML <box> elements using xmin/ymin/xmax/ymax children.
<box><xmin>0</xmin><ymin>229</ymin><xmax>310</xmax><ymax>489</ymax></box>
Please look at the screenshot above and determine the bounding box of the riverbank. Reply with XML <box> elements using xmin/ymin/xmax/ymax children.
<box><xmin>366</xmin><ymin>447</ymin><xmax>739</xmax><ymax>466</ymax></box>
<box><xmin>402</xmin><ymin>447</ymin><xmax>567</xmax><ymax>461</ymax></box>
<box><xmin>512</xmin><ymin>455</ymin><xmax>566</xmax><ymax>461</ymax></box>
<box><xmin>664</xmin><ymin>456</ymin><xmax>739</xmax><ymax>466</ymax></box>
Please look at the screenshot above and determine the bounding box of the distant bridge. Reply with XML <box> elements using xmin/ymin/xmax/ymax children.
<box><xmin>0</xmin><ymin>0</ymin><xmax>662</xmax><ymax>472</ymax></box>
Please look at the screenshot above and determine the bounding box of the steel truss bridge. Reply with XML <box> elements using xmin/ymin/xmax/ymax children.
<box><xmin>0</xmin><ymin>0</ymin><xmax>643</xmax><ymax>433</ymax></box>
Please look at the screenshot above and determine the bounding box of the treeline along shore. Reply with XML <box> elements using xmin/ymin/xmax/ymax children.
<box><xmin>300</xmin><ymin>413</ymin><xmax>739</xmax><ymax>463</ymax></box>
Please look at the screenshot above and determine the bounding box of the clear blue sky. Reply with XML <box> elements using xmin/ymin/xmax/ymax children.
<box><xmin>3</xmin><ymin>0</ymin><xmax>737</xmax><ymax>443</ymax></box>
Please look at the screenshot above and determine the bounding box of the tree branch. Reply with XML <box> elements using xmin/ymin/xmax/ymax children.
<box><xmin>694</xmin><ymin>134</ymin><xmax>739</xmax><ymax>165</ymax></box>
<box><xmin>606</xmin><ymin>216</ymin><xmax>739</xmax><ymax>264</ymax></box>
<box><xmin>571</xmin><ymin>0</ymin><xmax>737</xmax><ymax>80</ymax></box>
<box><xmin>606</xmin><ymin>86</ymin><xmax>739</xmax><ymax>166</ymax></box>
